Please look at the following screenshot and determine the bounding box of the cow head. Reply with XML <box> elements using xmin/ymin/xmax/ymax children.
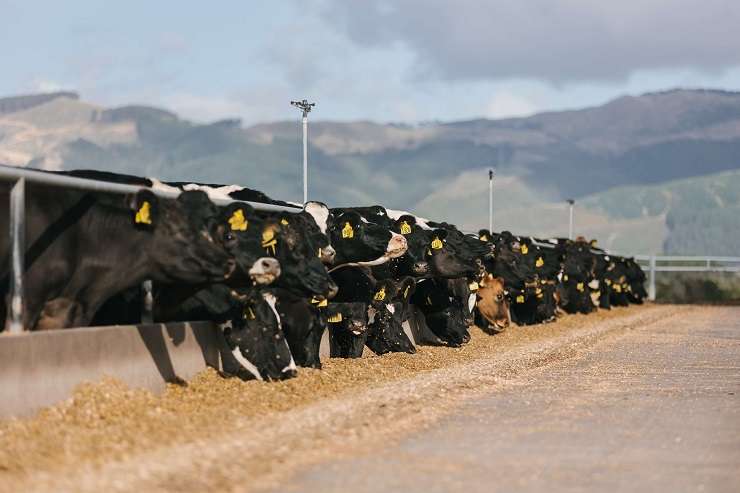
<box><xmin>328</xmin><ymin>211</ymin><xmax>406</xmax><ymax>265</ymax></box>
<box><xmin>425</xmin><ymin>229</ymin><xmax>481</xmax><ymax>278</ymax></box>
<box><xmin>258</xmin><ymin>216</ymin><xmax>335</xmax><ymax>299</ymax></box>
<box><xmin>365</xmin><ymin>280</ymin><xmax>416</xmax><ymax>355</ymax></box>
<box><xmin>222</xmin><ymin>292</ymin><xmax>297</xmax><ymax>381</ymax></box>
<box><xmin>131</xmin><ymin>190</ymin><xmax>236</xmax><ymax>283</ymax></box>
<box><xmin>326</xmin><ymin>301</ymin><xmax>369</xmax><ymax>358</ymax></box>
<box><xmin>383</xmin><ymin>215</ymin><xmax>430</xmax><ymax>277</ymax></box>
<box><xmin>476</xmin><ymin>274</ymin><xmax>511</xmax><ymax>333</ymax></box>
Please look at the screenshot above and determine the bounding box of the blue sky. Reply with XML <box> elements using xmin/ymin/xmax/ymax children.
<box><xmin>2</xmin><ymin>0</ymin><xmax>740</xmax><ymax>125</ymax></box>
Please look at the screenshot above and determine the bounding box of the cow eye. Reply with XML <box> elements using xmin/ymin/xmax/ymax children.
<box><xmin>496</xmin><ymin>294</ymin><xmax>504</xmax><ymax>301</ymax></box>
<box><xmin>224</xmin><ymin>232</ymin><xmax>235</xmax><ymax>242</ymax></box>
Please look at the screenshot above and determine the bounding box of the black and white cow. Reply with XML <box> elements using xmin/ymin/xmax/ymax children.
<box><xmin>0</xmin><ymin>184</ymin><xmax>236</xmax><ymax>331</ymax></box>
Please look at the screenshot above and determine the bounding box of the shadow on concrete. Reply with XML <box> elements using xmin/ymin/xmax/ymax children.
<box><xmin>136</xmin><ymin>324</ymin><xmax>184</xmax><ymax>385</ymax></box>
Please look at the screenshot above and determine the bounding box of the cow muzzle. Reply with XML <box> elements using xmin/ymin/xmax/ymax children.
<box><xmin>386</xmin><ymin>232</ymin><xmax>408</xmax><ymax>259</ymax></box>
<box><xmin>249</xmin><ymin>257</ymin><xmax>281</xmax><ymax>285</ymax></box>
<box><xmin>413</xmin><ymin>261</ymin><xmax>430</xmax><ymax>275</ymax></box>
<box><xmin>320</xmin><ymin>244</ymin><xmax>337</xmax><ymax>265</ymax></box>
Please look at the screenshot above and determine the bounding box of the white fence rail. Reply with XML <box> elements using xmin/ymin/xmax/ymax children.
<box><xmin>630</xmin><ymin>255</ymin><xmax>740</xmax><ymax>300</ymax></box>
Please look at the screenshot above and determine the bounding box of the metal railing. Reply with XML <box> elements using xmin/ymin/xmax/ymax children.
<box><xmin>630</xmin><ymin>255</ymin><xmax>740</xmax><ymax>301</ymax></box>
<box><xmin>1</xmin><ymin>164</ymin><xmax>301</xmax><ymax>333</ymax></box>
<box><xmin>522</xmin><ymin>239</ymin><xmax>739</xmax><ymax>302</ymax></box>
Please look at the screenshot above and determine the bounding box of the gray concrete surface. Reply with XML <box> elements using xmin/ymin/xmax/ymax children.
<box><xmin>0</xmin><ymin>322</ymin><xmax>233</xmax><ymax>417</ymax></box>
<box><xmin>278</xmin><ymin>306</ymin><xmax>740</xmax><ymax>493</ymax></box>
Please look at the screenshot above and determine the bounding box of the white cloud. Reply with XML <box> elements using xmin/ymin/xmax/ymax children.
<box><xmin>484</xmin><ymin>91</ymin><xmax>539</xmax><ymax>119</ymax></box>
<box><xmin>31</xmin><ymin>79</ymin><xmax>65</xmax><ymax>93</ymax></box>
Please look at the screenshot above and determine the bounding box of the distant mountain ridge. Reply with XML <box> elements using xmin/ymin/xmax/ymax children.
<box><xmin>0</xmin><ymin>88</ymin><xmax>738</xmax><ymax>254</ymax></box>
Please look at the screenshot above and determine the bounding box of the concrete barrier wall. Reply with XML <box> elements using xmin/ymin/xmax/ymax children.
<box><xmin>0</xmin><ymin>322</ymin><xmax>229</xmax><ymax>418</ymax></box>
<box><xmin>0</xmin><ymin>311</ymin><xmax>431</xmax><ymax>419</ymax></box>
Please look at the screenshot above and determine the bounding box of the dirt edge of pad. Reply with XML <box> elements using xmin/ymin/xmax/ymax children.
<box><xmin>6</xmin><ymin>305</ymin><xmax>681</xmax><ymax>493</ymax></box>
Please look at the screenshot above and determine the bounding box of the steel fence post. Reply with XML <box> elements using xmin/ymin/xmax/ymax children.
<box><xmin>6</xmin><ymin>178</ymin><xmax>25</xmax><ymax>333</ymax></box>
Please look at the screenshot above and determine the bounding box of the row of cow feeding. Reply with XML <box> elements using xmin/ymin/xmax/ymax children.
<box><xmin>0</xmin><ymin>169</ymin><xmax>648</xmax><ymax>381</ymax></box>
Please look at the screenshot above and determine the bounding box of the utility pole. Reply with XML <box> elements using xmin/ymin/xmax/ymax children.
<box><xmin>488</xmin><ymin>169</ymin><xmax>494</xmax><ymax>233</ymax></box>
<box><xmin>566</xmin><ymin>199</ymin><xmax>575</xmax><ymax>240</ymax></box>
<box><xmin>290</xmin><ymin>99</ymin><xmax>315</xmax><ymax>204</ymax></box>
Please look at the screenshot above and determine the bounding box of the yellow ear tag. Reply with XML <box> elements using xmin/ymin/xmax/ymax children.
<box><xmin>576</xmin><ymin>282</ymin><xmax>584</xmax><ymax>292</ymax></box>
<box><xmin>520</xmin><ymin>244</ymin><xmax>529</xmax><ymax>255</ymax></box>
<box><xmin>261</xmin><ymin>227</ymin><xmax>278</xmax><ymax>255</ymax></box>
<box><xmin>613</xmin><ymin>284</ymin><xmax>622</xmax><ymax>293</ymax></box>
<box><xmin>404</xmin><ymin>285</ymin><xmax>410</xmax><ymax>299</ymax></box>
<box><xmin>400</xmin><ymin>221</ymin><xmax>412</xmax><ymax>235</ymax></box>
<box><xmin>342</xmin><ymin>222</ymin><xmax>354</xmax><ymax>239</ymax></box>
<box><xmin>310</xmin><ymin>297</ymin><xmax>328</xmax><ymax>307</ymax></box>
<box><xmin>536</xmin><ymin>288</ymin><xmax>544</xmax><ymax>299</ymax></box>
<box><xmin>373</xmin><ymin>287</ymin><xmax>386</xmax><ymax>301</ymax></box>
<box><xmin>480</xmin><ymin>235</ymin><xmax>488</xmax><ymax>242</ymax></box>
<box><xmin>605</xmin><ymin>279</ymin><xmax>612</xmax><ymax>286</ymax></box>
<box><xmin>516</xmin><ymin>294</ymin><xmax>525</xmax><ymax>304</ymax></box>
<box><xmin>563</xmin><ymin>274</ymin><xmax>569</xmax><ymax>281</ymax></box>
<box><xmin>228</xmin><ymin>209</ymin><xmax>248</xmax><ymax>231</ymax></box>
<box><xmin>281</xmin><ymin>218</ymin><xmax>289</xmax><ymax>225</ymax></box>
<box><xmin>327</xmin><ymin>313</ymin><xmax>343</xmax><ymax>323</ymax></box>
<box><xmin>431</xmin><ymin>237</ymin><xmax>443</xmax><ymax>250</ymax></box>
<box><xmin>135</xmin><ymin>201</ymin><xmax>152</xmax><ymax>225</ymax></box>
<box><xmin>468</xmin><ymin>281</ymin><xmax>479</xmax><ymax>292</ymax></box>
<box><xmin>535</xmin><ymin>257</ymin><xmax>544</xmax><ymax>268</ymax></box>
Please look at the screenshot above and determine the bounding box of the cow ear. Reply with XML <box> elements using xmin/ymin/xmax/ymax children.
<box><xmin>496</xmin><ymin>276</ymin><xmax>505</xmax><ymax>284</ymax></box>
<box><xmin>434</xmin><ymin>229</ymin><xmax>448</xmax><ymax>240</ymax></box>
<box><xmin>128</xmin><ymin>190</ymin><xmax>158</xmax><ymax>228</ymax></box>
<box><xmin>222</xmin><ymin>202</ymin><xmax>254</xmax><ymax>232</ymax></box>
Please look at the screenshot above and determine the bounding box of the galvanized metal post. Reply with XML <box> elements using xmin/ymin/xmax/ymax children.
<box><xmin>302</xmin><ymin>115</ymin><xmax>308</xmax><ymax>204</ymax></box>
<box><xmin>488</xmin><ymin>169</ymin><xmax>493</xmax><ymax>232</ymax></box>
<box><xmin>567</xmin><ymin>199</ymin><xmax>575</xmax><ymax>240</ymax></box>
<box><xmin>7</xmin><ymin>177</ymin><xmax>25</xmax><ymax>333</ymax></box>
<box><xmin>290</xmin><ymin>100</ymin><xmax>315</xmax><ymax>205</ymax></box>
<box><xmin>141</xmin><ymin>280</ymin><xmax>153</xmax><ymax>324</ymax></box>
<box><xmin>648</xmin><ymin>255</ymin><xmax>657</xmax><ymax>301</ymax></box>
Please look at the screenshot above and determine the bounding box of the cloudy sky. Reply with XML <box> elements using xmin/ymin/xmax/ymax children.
<box><xmin>2</xmin><ymin>0</ymin><xmax>740</xmax><ymax>125</ymax></box>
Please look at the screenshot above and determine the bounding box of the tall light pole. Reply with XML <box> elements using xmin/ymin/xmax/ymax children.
<box><xmin>488</xmin><ymin>169</ymin><xmax>494</xmax><ymax>233</ymax></box>
<box><xmin>290</xmin><ymin>99</ymin><xmax>315</xmax><ymax>204</ymax></box>
<box><xmin>566</xmin><ymin>199</ymin><xmax>575</xmax><ymax>240</ymax></box>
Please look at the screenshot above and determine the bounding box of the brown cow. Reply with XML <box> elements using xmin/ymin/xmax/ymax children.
<box><xmin>476</xmin><ymin>274</ymin><xmax>511</xmax><ymax>333</ymax></box>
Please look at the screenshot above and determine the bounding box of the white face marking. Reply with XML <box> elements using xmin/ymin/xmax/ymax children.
<box><xmin>304</xmin><ymin>201</ymin><xmax>329</xmax><ymax>234</ymax></box>
<box><xmin>589</xmin><ymin>279</ymin><xmax>600</xmax><ymax>290</ymax></box>
<box><xmin>386</xmin><ymin>303</ymin><xmax>395</xmax><ymax>314</ymax></box>
<box><xmin>557</xmin><ymin>272</ymin><xmax>563</xmax><ymax>282</ymax></box>
<box><xmin>548</xmin><ymin>238</ymin><xmax>558</xmax><ymax>244</ymax></box>
<box><xmin>218</xmin><ymin>321</ymin><xmax>263</xmax><ymax>381</ymax></box>
<box><xmin>249</xmin><ymin>258</ymin><xmax>281</xmax><ymax>285</ymax></box>
<box><xmin>262</xmin><ymin>292</ymin><xmax>282</xmax><ymax>331</ymax></box>
<box><xmin>468</xmin><ymin>293</ymin><xmax>477</xmax><ymax>313</ymax></box>
<box><xmin>282</xmin><ymin>346</ymin><xmax>297</xmax><ymax>374</ymax></box>
<box><xmin>367</xmin><ymin>306</ymin><xmax>377</xmax><ymax>324</ymax></box>
<box><xmin>262</xmin><ymin>292</ymin><xmax>296</xmax><ymax>375</ymax></box>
